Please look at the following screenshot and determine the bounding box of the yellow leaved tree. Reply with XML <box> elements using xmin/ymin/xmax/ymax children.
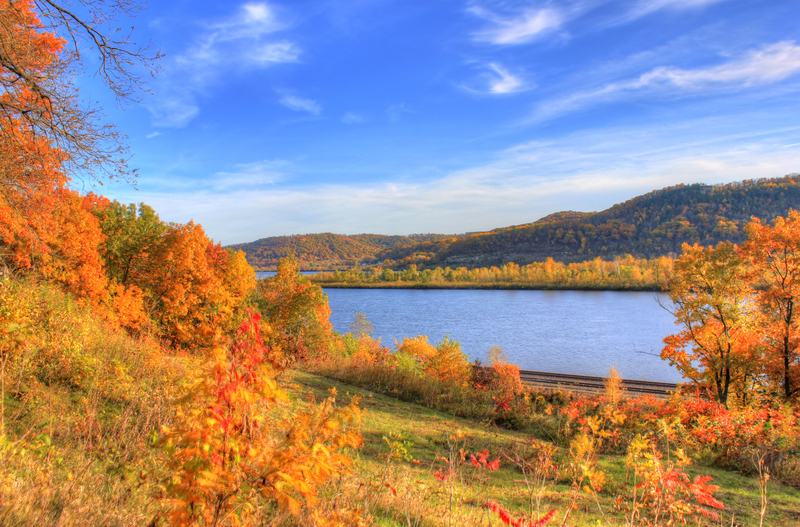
<box><xmin>255</xmin><ymin>256</ymin><xmax>334</xmax><ymax>364</ymax></box>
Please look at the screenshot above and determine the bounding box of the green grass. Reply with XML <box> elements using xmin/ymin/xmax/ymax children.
<box><xmin>285</xmin><ymin>369</ymin><xmax>800</xmax><ymax>527</ymax></box>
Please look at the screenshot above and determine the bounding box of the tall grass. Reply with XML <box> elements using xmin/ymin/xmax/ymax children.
<box><xmin>0</xmin><ymin>278</ymin><xmax>182</xmax><ymax>525</ymax></box>
<box><xmin>305</xmin><ymin>355</ymin><xmax>568</xmax><ymax>436</ymax></box>
<box><xmin>309</xmin><ymin>357</ymin><xmax>493</xmax><ymax>419</ymax></box>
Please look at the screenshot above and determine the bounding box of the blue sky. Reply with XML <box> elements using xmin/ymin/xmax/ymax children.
<box><xmin>89</xmin><ymin>0</ymin><xmax>800</xmax><ymax>244</ymax></box>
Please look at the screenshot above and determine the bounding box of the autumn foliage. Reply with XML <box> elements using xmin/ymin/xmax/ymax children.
<box><xmin>255</xmin><ymin>256</ymin><xmax>333</xmax><ymax>363</ymax></box>
<box><xmin>663</xmin><ymin>209</ymin><xmax>800</xmax><ymax>405</ymax></box>
<box><xmin>741</xmin><ymin>210</ymin><xmax>800</xmax><ymax>400</ymax></box>
<box><xmin>4</xmin><ymin>3</ymin><xmax>800</xmax><ymax>525</ymax></box>
<box><xmin>158</xmin><ymin>312</ymin><xmax>362</xmax><ymax>526</ymax></box>
<box><xmin>0</xmin><ymin>0</ymin><xmax>67</xmax><ymax>267</ymax></box>
<box><xmin>661</xmin><ymin>242</ymin><xmax>756</xmax><ymax>405</ymax></box>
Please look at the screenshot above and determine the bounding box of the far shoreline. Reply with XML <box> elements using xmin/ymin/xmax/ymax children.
<box><xmin>312</xmin><ymin>281</ymin><xmax>664</xmax><ymax>292</ymax></box>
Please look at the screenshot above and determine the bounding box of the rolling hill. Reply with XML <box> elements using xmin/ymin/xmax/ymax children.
<box><xmin>379</xmin><ymin>173</ymin><xmax>800</xmax><ymax>268</ymax></box>
<box><xmin>231</xmin><ymin>173</ymin><xmax>800</xmax><ymax>269</ymax></box>
<box><xmin>227</xmin><ymin>233</ymin><xmax>461</xmax><ymax>269</ymax></box>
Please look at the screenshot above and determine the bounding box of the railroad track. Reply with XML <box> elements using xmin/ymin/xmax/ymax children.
<box><xmin>518</xmin><ymin>369</ymin><xmax>677</xmax><ymax>398</ymax></box>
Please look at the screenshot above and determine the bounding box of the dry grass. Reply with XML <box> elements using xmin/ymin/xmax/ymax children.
<box><xmin>0</xmin><ymin>279</ymin><xmax>182</xmax><ymax>526</ymax></box>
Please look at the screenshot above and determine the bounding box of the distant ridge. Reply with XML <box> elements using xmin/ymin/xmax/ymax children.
<box><xmin>227</xmin><ymin>232</ymin><xmax>461</xmax><ymax>269</ymax></box>
<box><xmin>534</xmin><ymin>211</ymin><xmax>592</xmax><ymax>224</ymax></box>
<box><xmin>379</xmin><ymin>173</ymin><xmax>800</xmax><ymax>268</ymax></box>
<box><xmin>230</xmin><ymin>173</ymin><xmax>800</xmax><ymax>269</ymax></box>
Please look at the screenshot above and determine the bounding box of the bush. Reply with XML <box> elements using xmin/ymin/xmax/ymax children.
<box><xmin>424</xmin><ymin>335</ymin><xmax>471</xmax><ymax>386</ymax></box>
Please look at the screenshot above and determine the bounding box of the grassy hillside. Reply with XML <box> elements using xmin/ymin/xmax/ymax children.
<box><xmin>3</xmin><ymin>277</ymin><xmax>800</xmax><ymax>526</ymax></box>
<box><xmin>0</xmin><ymin>279</ymin><xmax>184</xmax><ymax>525</ymax></box>
<box><xmin>292</xmin><ymin>366</ymin><xmax>800</xmax><ymax>526</ymax></box>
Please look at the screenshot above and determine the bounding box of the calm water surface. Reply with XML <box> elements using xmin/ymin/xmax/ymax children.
<box><xmin>323</xmin><ymin>288</ymin><xmax>681</xmax><ymax>383</ymax></box>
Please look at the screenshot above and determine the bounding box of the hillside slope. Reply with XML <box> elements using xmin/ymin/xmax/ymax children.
<box><xmin>228</xmin><ymin>233</ymin><xmax>459</xmax><ymax>269</ymax></box>
<box><xmin>232</xmin><ymin>174</ymin><xmax>800</xmax><ymax>269</ymax></box>
<box><xmin>379</xmin><ymin>174</ymin><xmax>800</xmax><ymax>267</ymax></box>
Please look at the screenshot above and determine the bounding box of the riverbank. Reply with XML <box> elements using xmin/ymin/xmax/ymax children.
<box><xmin>313</xmin><ymin>280</ymin><xmax>663</xmax><ymax>291</ymax></box>
<box><xmin>301</xmin><ymin>256</ymin><xmax>673</xmax><ymax>292</ymax></box>
<box><xmin>323</xmin><ymin>287</ymin><xmax>680</xmax><ymax>382</ymax></box>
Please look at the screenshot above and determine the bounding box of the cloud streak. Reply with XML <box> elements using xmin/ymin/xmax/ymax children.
<box><xmin>279</xmin><ymin>94</ymin><xmax>322</xmax><ymax>115</ymax></box>
<box><xmin>148</xmin><ymin>2</ymin><xmax>300</xmax><ymax>128</ymax></box>
<box><xmin>469</xmin><ymin>5</ymin><xmax>564</xmax><ymax>45</ymax></box>
<box><xmin>486</xmin><ymin>63</ymin><xmax>526</xmax><ymax>93</ymax></box>
<box><xmin>179</xmin><ymin>2</ymin><xmax>299</xmax><ymax>71</ymax></box>
<box><xmin>341</xmin><ymin>112</ymin><xmax>366</xmax><ymax>124</ymax></box>
<box><xmin>535</xmin><ymin>42</ymin><xmax>800</xmax><ymax>120</ymax></box>
<box><xmin>468</xmin><ymin>0</ymin><xmax>731</xmax><ymax>46</ymax></box>
<box><xmin>114</xmin><ymin>116</ymin><xmax>800</xmax><ymax>243</ymax></box>
<box><xmin>213</xmin><ymin>159</ymin><xmax>289</xmax><ymax>190</ymax></box>
<box><xmin>636</xmin><ymin>41</ymin><xmax>800</xmax><ymax>87</ymax></box>
<box><xmin>629</xmin><ymin>0</ymin><xmax>728</xmax><ymax>19</ymax></box>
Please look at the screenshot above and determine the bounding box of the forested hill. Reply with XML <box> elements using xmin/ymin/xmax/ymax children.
<box><xmin>378</xmin><ymin>174</ymin><xmax>800</xmax><ymax>268</ymax></box>
<box><xmin>227</xmin><ymin>233</ymin><xmax>460</xmax><ymax>269</ymax></box>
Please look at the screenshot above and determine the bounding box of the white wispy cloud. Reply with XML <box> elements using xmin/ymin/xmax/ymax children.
<box><xmin>248</xmin><ymin>41</ymin><xmax>300</xmax><ymax>65</ymax></box>
<box><xmin>113</xmin><ymin>115</ymin><xmax>800</xmax><ymax>243</ymax></box>
<box><xmin>461</xmin><ymin>62</ymin><xmax>529</xmax><ymax>95</ymax></box>
<box><xmin>182</xmin><ymin>3</ymin><xmax>300</xmax><ymax>68</ymax></box>
<box><xmin>629</xmin><ymin>0</ymin><xmax>727</xmax><ymax>19</ymax></box>
<box><xmin>341</xmin><ymin>112</ymin><xmax>366</xmax><ymax>124</ymax></box>
<box><xmin>637</xmin><ymin>41</ymin><xmax>800</xmax><ymax>87</ymax></box>
<box><xmin>486</xmin><ymin>63</ymin><xmax>527</xmax><ymax>93</ymax></box>
<box><xmin>145</xmin><ymin>131</ymin><xmax>162</xmax><ymax>139</ymax></box>
<box><xmin>468</xmin><ymin>0</ymin><xmax>731</xmax><ymax>46</ymax></box>
<box><xmin>148</xmin><ymin>2</ymin><xmax>299</xmax><ymax>128</ymax></box>
<box><xmin>536</xmin><ymin>41</ymin><xmax>800</xmax><ymax>120</ymax></box>
<box><xmin>147</xmin><ymin>95</ymin><xmax>200</xmax><ymax>128</ymax></box>
<box><xmin>212</xmin><ymin>159</ymin><xmax>289</xmax><ymax>190</ymax></box>
<box><xmin>468</xmin><ymin>5</ymin><xmax>565</xmax><ymax>45</ymax></box>
<box><xmin>279</xmin><ymin>94</ymin><xmax>322</xmax><ymax>115</ymax></box>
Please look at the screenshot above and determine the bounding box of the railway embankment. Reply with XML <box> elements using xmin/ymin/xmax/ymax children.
<box><xmin>518</xmin><ymin>369</ymin><xmax>678</xmax><ymax>398</ymax></box>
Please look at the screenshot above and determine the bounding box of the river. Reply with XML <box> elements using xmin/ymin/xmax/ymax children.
<box><xmin>322</xmin><ymin>288</ymin><xmax>682</xmax><ymax>383</ymax></box>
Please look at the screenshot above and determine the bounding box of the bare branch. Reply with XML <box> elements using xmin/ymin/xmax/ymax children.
<box><xmin>0</xmin><ymin>0</ymin><xmax>160</xmax><ymax>185</ymax></box>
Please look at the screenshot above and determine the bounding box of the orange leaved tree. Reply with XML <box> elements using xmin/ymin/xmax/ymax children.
<box><xmin>0</xmin><ymin>0</ymin><xmax>152</xmax><ymax>264</ymax></box>
<box><xmin>146</xmin><ymin>222</ymin><xmax>256</xmax><ymax>348</ymax></box>
<box><xmin>741</xmin><ymin>210</ymin><xmax>800</xmax><ymax>401</ymax></box>
<box><xmin>662</xmin><ymin>242</ymin><xmax>758</xmax><ymax>406</ymax></box>
<box><xmin>0</xmin><ymin>0</ymin><xmax>70</xmax><ymax>271</ymax></box>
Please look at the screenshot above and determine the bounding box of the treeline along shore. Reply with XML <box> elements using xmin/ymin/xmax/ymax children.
<box><xmin>309</xmin><ymin>255</ymin><xmax>674</xmax><ymax>291</ymax></box>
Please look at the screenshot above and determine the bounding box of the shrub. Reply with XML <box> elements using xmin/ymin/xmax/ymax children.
<box><xmin>491</xmin><ymin>361</ymin><xmax>524</xmax><ymax>398</ymax></box>
<box><xmin>394</xmin><ymin>335</ymin><xmax>436</xmax><ymax>376</ymax></box>
<box><xmin>424</xmin><ymin>335</ymin><xmax>471</xmax><ymax>386</ymax></box>
<box><xmin>157</xmin><ymin>312</ymin><xmax>363</xmax><ymax>526</ymax></box>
